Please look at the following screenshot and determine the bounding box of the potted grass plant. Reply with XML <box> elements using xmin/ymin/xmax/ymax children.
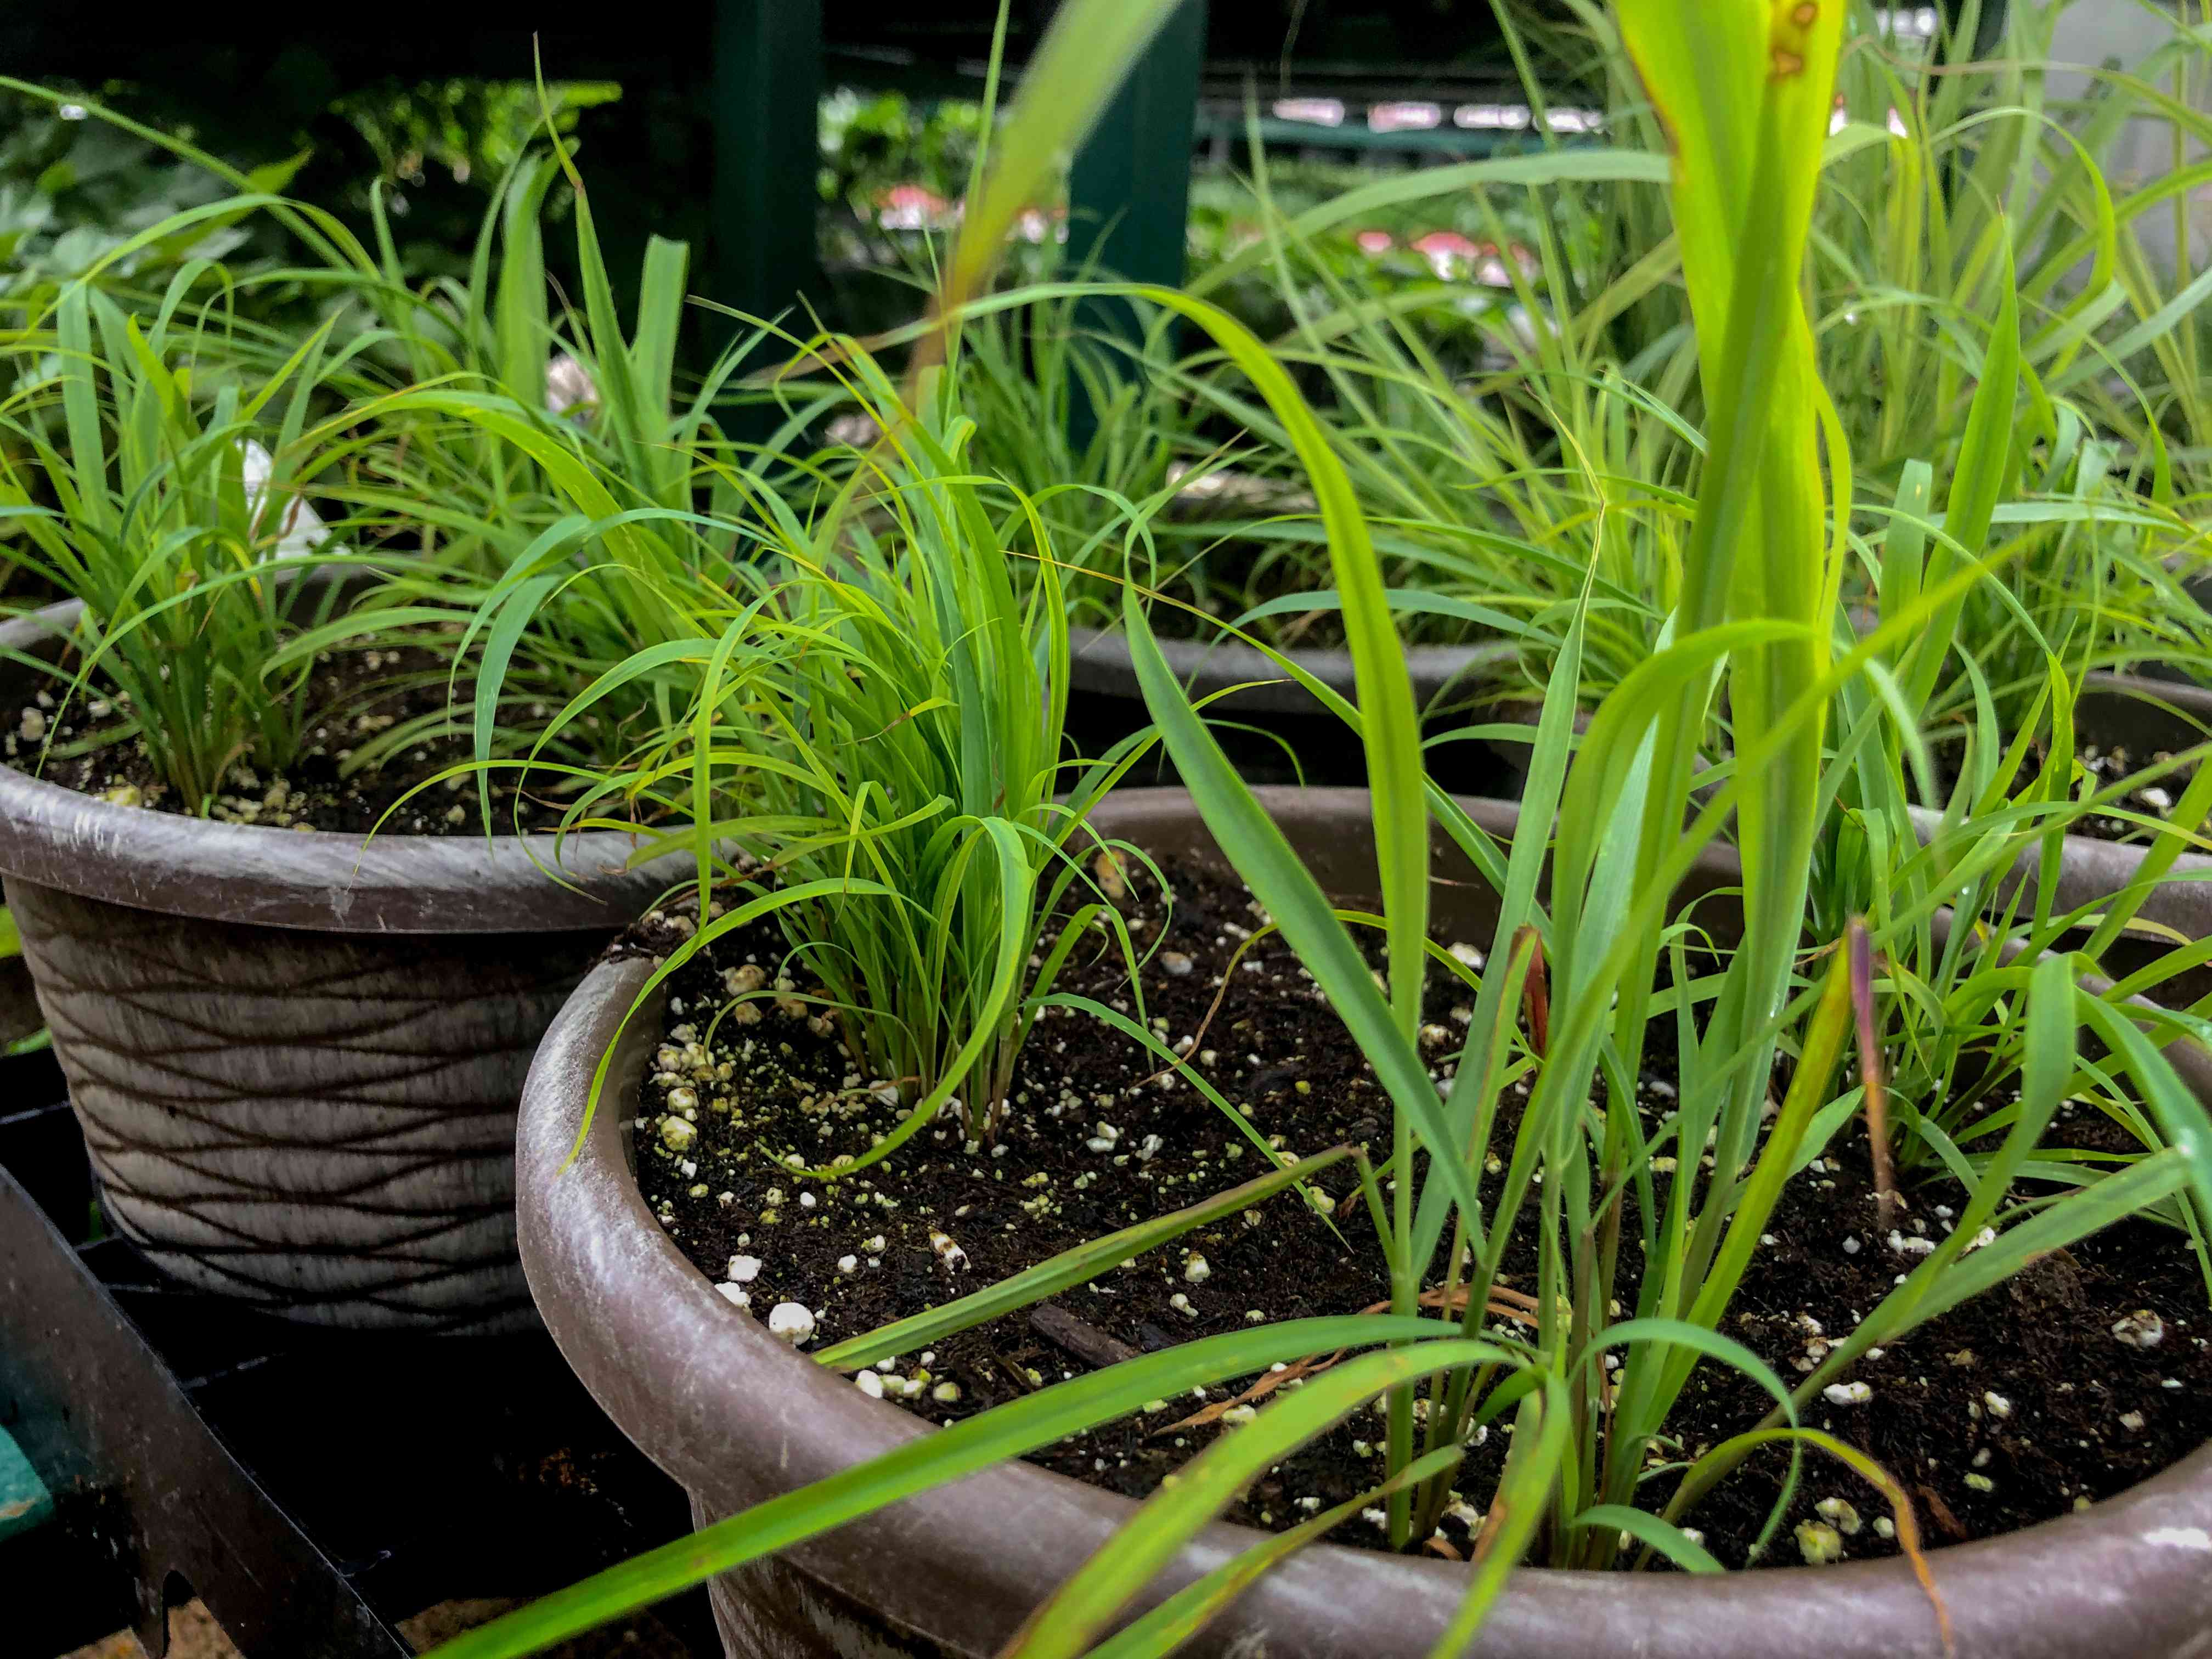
<box><xmin>1056</xmin><ymin>3</ymin><xmax>2212</xmax><ymax>828</ymax></box>
<box><xmin>1023</xmin><ymin>143</ymin><xmax>1674</xmax><ymax>794</ymax></box>
<box><xmin>447</xmin><ymin>3</ymin><xmax>2212</xmax><ymax>1654</ymax></box>
<box><xmin>898</xmin><ymin>269</ymin><xmax>1548</xmax><ymax>794</ymax></box>
<box><xmin>1176</xmin><ymin>0</ymin><xmax>2212</xmax><ymax>990</ymax></box>
<box><xmin>0</xmin><ymin>173</ymin><xmax>697</xmax><ymax>1330</ymax></box>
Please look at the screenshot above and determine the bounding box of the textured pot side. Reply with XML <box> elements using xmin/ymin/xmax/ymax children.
<box><xmin>517</xmin><ymin>787</ymin><xmax>2212</xmax><ymax>1659</ymax></box>
<box><xmin>0</xmin><ymin>606</ymin><xmax>673</xmax><ymax>1331</ymax></box>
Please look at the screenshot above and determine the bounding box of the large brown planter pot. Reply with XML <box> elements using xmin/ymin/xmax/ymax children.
<box><xmin>516</xmin><ymin>786</ymin><xmax>2212</xmax><ymax>1658</ymax></box>
<box><xmin>0</xmin><ymin>604</ymin><xmax>673</xmax><ymax>1332</ymax></box>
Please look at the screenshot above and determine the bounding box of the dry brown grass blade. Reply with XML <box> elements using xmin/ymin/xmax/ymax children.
<box><xmin>1468</xmin><ymin>1494</ymin><xmax>1510</xmax><ymax>1566</ymax></box>
<box><xmin>1154</xmin><ymin>1339</ymin><xmax>1364</xmax><ymax>1435</ymax></box>
<box><xmin>1515</xmin><ymin>924</ymin><xmax>1549</xmax><ymax>1059</ymax></box>
<box><xmin>1126</xmin><ymin>923</ymin><xmax>1279</xmax><ymax>1092</ymax></box>
<box><xmin>1849</xmin><ymin>923</ymin><xmax>1900</xmax><ymax>1226</ymax></box>
<box><xmin>1891</xmin><ymin>1486</ymin><xmax>1956</xmax><ymax>1657</ymax></box>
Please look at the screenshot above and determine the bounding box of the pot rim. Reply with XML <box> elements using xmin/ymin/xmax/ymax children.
<box><xmin>1062</xmin><ymin>634</ymin><xmax>2212</xmax><ymax>942</ymax></box>
<box><xmin>1477</xmin><ymin>668</ymin><xmax>2212</xmax><ymax>959</ymax></box>
<box><xmin>0</xmin><ymin>595</ymin><xmax>678</xmax><ymax>934</ymax></box>
<box><xmin>1068</xmin><ymin>623</ymin><xmax>1515</xmax><ymax>715</ymax></box>
<box><xmin>517</xmin><ymin>787</ymin><xmax>2212</xmax><ymax>1659</ymax></box>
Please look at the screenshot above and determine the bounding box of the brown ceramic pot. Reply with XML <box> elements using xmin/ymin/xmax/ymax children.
<box><xmin>1064</xmin><ymin>633</ymin><xmax>2212</xmax><ymax>998</ymax></box>
<box><xmin>516</xmin><ymin>787</ymin><xmax>2212</xmax><ymax>1658</ymax></box>
<box><xmin>0</xmin><ymin>600</ymin><xmax>672</xmax><ymax>1331</ymax></box>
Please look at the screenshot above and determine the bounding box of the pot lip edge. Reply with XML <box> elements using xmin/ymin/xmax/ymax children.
<box><xmin>0</xmin><ymin>748</ymin><xmax>664</xmax><ymax>861</ymax></box>
<box><xmin>1067</xmin><ymin>623</ymin><xmax>1517</xmax><ymax>699</ymax></box>
<box><xmin>0</xmin><ymin>756</ymin><xmax>678</xmax><ymax>933</ymax></box>
<box><xmin>521</xmin><ymin>787</ymin><xmax>2212</xmax><ymax>1644</ymax></box>
<box><xmin>1067</xmin><ymin>622</ymin><xmax>1511</xmax><ymax>666</ymax></box>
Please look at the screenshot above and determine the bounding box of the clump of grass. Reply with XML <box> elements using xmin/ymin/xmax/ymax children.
<box><xmin>1181</xmin><ymin>1</ymin><xmax>2212</xmax><ymax>720</ymax></box>
<box><xmin>534</xmin><ymin>345</ymin><xmax>1166</xmax><ymax>1152</ymax></box>
<box><xmin>255</xmin><ymin>138</ymin><xmax>789</xmax><ymax>787</ymax></box>
<box><xmin>0</xmin><ymin>277</ymin><xmax>366</xmax><ymax>810</ymax></box>
<box><xmin>938</xmin><ymin>280</ymin><xmax>1252</xmax><ymax>629</ymax></box>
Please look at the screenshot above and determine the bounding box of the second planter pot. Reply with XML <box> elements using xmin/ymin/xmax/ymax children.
<box><xmin>1066</xmin><ymin>624</ymin><xmax>1522</xmax><ymax>795</ymax></box>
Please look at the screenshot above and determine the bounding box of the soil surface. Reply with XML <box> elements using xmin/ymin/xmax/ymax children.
<box><xmin>10</xmin><ymin>644</ymin><xmax>572</xmax><ymax>836</ymax></box>
<box><xmin>627</xmin><ymin>855</ymin><xmax>2212</xmax><ymax>1572</ymax></box>
<box><xmin>1935</xmin><ymin>734</ymin><xmax>2199</xmax><ymax>845</ymax></box>
<box><xmin>2069</xmin><ymin>738</ymin><xmax>2198</xmax><ymax>844</ymax></box>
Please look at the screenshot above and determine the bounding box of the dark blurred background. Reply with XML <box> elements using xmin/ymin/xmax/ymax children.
<box><xmin>0</xmin><ymin>3</ymin><xmax>2000</xmax><ymax>363</ymax></box>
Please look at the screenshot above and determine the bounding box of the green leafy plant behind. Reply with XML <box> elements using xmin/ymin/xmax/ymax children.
<box><xmin>1228</xmin><ymin>1</ymin><xmax>2212</xmax><ymax>720</ymax></box>
<box><xmin>936</xmin><ymin>280</ymin><xmax>1254</xmax><ymax>628</ymax></box>
<box><xmin>0</xmin><ymin>83</ymin><xmax>793</xmax><ymax>807</ymax></box>
<box><xmin>223</xmin><ymin>140</ymin><xmax>804</xmax><ymax>802</ymax></box>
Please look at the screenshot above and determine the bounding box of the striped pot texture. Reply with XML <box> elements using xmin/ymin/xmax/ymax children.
<box><xmin>0</xmin><ymin>822</ymin><xmax>670</xmax><ymax>1332</ymax></box>
<box><xmin>12</xmin><ymin>882</ymin><xmax>602</xmax><ymax>1329</ymax></box>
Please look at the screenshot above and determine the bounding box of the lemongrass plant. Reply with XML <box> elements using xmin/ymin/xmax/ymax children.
<box><xmin>2015</xmin><ymin>7</ymin><xmax>2212</xmax><ymax>539</ymax></box>
<box><xmin>1189</xmin><ymin>0</ymin><xmax>2212</xmax><ymax>740</ymax></box>
<box><xmin>1176</xmin><ymin>132</ymin><xmax>1680</xmax><ymax>669</ymax></box>
<box><xmin>1084</xmin><ymin>0</ymin><xmax>2212</xmax><ymax>1591</ymax></box>
<box><xmin>426</xmin><ymin>6</ymin><xmax>2212</xmax><ymax>1656</ymax></box>
<box><xmin>246</xmin><ymin>140</ymin><xmax>798</xmax><ymax>787</ymax></box>
<box><xmin>511</xmin><ymin>342</ymin><xmax>1176</xmax><ymax>1150</ymax></box>
<box><xmin>1486</xmin><ymin>1</ymin><xmax>2153</xmax><ymax>472</ymax></box>
<box><xmin>0</xmin><ymin>275</ymin><xmax>376</xmax><ymax>810</ymax></box>
<box><xmin>829</xmin><ymin>112</ymin><xmax>1679</xmax><ymax>664</ymax></box>
<box><xmin>1917</xmin><ymin>422</ymin><xmax>2212</xmax><ymax>734</ymax></box>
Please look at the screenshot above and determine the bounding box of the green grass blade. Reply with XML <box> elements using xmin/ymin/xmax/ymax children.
<box><xmin>421</xmin><ymin>1316</ymin><xmax>1459</xmax><ymax>1659</ymax></box>
<box><xmin>1081</xmin><ymin>1446</ymin><xmax>1468</xmax><ymax>1659</ymax></box>
<box><xmin>814</xmin><ymin>1146</ymin><xmax>1355</xmax><ymax>1370</ymax></box>
<box><xmin>1002</xmin><ymin>1341</ymin><xmax>1519</xmax><ymax>1659</ymax></box>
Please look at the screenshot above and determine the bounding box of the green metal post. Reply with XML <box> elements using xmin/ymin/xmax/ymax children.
<box><xmin>712</xmin><ymin>0</ymin><xmax>823</xmax><ymax>354</ymax></box>
<box><xmin>1063</xmin><ymin>0</ymin><xmax>1207</xmax><ymax>448</ymax></box>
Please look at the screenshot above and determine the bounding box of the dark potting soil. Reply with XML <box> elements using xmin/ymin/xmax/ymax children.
<box><xmin>627</xmin><ymin>856</ymin><xmax>2212</xmax><ymax>1572</ymax></box>
<box><xmin>1933</xmin><ymin>733</ymin><xmax>2199</xmax><ymax>846</ymax></box>
<box><xmin>2068</xmin><ymin>738</ymin><xmax>2198</xmax><ymax>844</ymax></box>
<box><xmin>8</xmin><ymin>643</ymin><xmax>573</xmax><ymax>836</ymax></box>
